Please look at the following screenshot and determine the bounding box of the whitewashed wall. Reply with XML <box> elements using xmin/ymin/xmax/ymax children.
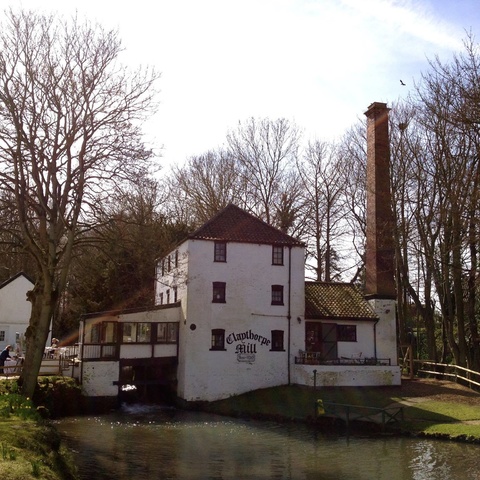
<box><xmin>292</xmin><ymin>364</ymin><xmax>401</xmax><ymax>387</ymax></box>
<box><xmin>155</xmin><ymin>243</ymin><xmax>189</xmax><ymax>306</ymax></box>
<box><xmin>175</xmin><ymin>239</ymin><xmax>305</xmax><ymax>402</ymax></box>
<box><xmin>82</xmin><ymin>361</ymin><xmax>119</xmax><ymax>397</ymax></box>
<box><xmin>368</xmin><ymin>298</ymin><xmax>398</xmax><ymax>366</ymax></box>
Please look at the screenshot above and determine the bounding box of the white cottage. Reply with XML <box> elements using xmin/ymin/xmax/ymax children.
<box><xmin>0</xmin><ymin>272</ymin><xmax>34</xmax><ymax>354</ymax></box>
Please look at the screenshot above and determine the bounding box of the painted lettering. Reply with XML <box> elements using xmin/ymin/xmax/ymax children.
<box><xmin>226</xmin><ymin>329</ymin><xmax>271</xmax><ymax>347</ymax></box>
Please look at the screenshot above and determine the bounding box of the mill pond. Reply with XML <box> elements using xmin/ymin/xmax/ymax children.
<box><xmin>56</xmin><ymin>405</ymin><xmax>480</xmax><ymax>480</ymax></box>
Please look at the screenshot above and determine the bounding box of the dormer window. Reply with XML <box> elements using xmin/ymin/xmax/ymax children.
<box><xmin>214</xmin><ymin>241</ymin><xmax>227</xmax><ymax>262</ymax></box>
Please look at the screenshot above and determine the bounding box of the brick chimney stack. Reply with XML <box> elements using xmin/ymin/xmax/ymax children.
<box><xmin>364</xmin><ymin>102</ymin><xmax>395</xmax><ymax>299</ymax></box>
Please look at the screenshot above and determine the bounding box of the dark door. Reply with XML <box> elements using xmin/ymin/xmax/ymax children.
<box><xmin>320</xmin><ymin>323</ymin><xmax>338</xmax><ymax>361</ymax></box>
<box><xmin>305</xmin><ymin>322</ymin><xmax>337</xmax><ymax>360</ymax></box>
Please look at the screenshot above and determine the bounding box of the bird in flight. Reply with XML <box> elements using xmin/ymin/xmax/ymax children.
<box><xmin>400</xmin><ymin>79</ymin><xmax>406</xmax><ymax>86</ymax></box>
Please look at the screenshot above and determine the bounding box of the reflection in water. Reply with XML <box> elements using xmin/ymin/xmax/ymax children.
<box><xmin>56</xmin><ymin>405</ymin><xmax>480</xmax><ymax>480</ymax></box>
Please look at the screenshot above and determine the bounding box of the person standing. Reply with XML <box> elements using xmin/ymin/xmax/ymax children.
<box><xmin>0</xmin><ymin>345</ymin><xmax>12</xmax><ymax>373</ymax></box>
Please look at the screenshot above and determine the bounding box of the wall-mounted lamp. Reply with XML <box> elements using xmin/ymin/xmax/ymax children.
<box><xmin>297</xmin><ymin>317</ymin><xmax>302</xmax><ymax>324</ymax></box>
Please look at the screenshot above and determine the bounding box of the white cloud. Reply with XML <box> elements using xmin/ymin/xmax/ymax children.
<box><xmin>1</xmin><ymin>0</ymin><xmax>477</xmax><ymax>167</ymax></box>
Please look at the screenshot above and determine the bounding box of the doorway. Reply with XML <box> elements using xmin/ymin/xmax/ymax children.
<box><xmin>305</xmin><ymin>322</ymin><xmax>337</xmax><ymax>361</ymax></box>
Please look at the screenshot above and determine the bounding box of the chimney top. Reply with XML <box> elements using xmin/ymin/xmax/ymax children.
<box><xmin>365</xmin><ymin>102</ymin><xmax>389</xmax><ymax>114</ymax></box>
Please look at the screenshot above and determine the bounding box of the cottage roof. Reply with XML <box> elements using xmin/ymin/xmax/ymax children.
<box><xmin>305</xmin><ymin>282</ymin><xmax>378</xmax><ymax>321</ymax></box>
<box><xmin>188</xmin><ymin>204</ymin><xmax>303</xmax><ymax>246</ymax></box>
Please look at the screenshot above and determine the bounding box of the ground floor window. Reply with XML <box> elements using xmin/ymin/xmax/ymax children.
<box><xmin>270</xmin><ymin>330</ymin><xmax>284</xmax><ymax>351</ymax></box>
<box><xmin>337</xmin><ymin>325</ymin><xmax>357</xmax><ymax>342</ymax></box>
<box><xmin>0</xmin><ymin>331</ymin><xmax>5</xmax><ymax>342</ymax></box>
<box><xmin>211</xmin><ymin>328</ymin><xmax>225</xmax><ymax>350</ymax></box>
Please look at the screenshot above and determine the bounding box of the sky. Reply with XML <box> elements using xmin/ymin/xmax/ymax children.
<box><xmin>4</xmin><ymin>0</ymin><xmax>480</xmax><ymax>171</ymax></box>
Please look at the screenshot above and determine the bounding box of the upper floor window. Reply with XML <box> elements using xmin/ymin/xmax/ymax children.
<box><xmin>136</xmin><ymin>323</ymin><xmax>151</xmax><ymax>343</ymax></box>
<box><xmin>271</xmin><ymin>330</ymin><xmax>284</xmax><ymax>351</ymax></box>
<box><xmin>212</xmin><ymin>282</ymin><xmax>226</xmax><ymax>303</ymax></box>
<box><xmin>211</xmin><ymin>328</ymin><xmax>225</xmax><ymax>350</ymax></box>
<box><xmin>157</xmin><ymin>323</ymin><xmax>178</xmax><ymax>343</ymax></box>
<box><xmin>166</xmin><ymin>289</ymin><xmax>170</xmax><ymax>304</ymax></box>
<box><xmin>272</xmin><ymin>245</ymin><xmax>284</xmax><ymax>265</ymax></box>
<box><xmin>161</xmin><ymin>259</ymin><xmax>165</xmax><ymax>276</ymax></box>
<box><xmin>175</xmin><ymin>250</ymin><xmax>179</xmax><ymax>268</ymax></box>
<box><xmin>0</xmin><ymin>331</ymin><xmax>4</xmax><ymax>342</ymax></box>
<box><xmin>159</xmin><ymin>292</ymin><xmax>164</xmax><ymax>305</ymax></box>
<box><xmin>173</xmin><ymin>286</ymin><xmax>178</xmax><ymax>303</ymax></box>
<box><xmin>214</xmin><ymin>241</ymin><xmax>227</xmax><ymax>262</ymax></box>
<box><xmin>271</xmin><ymin>285</ymin><xmax>284</xmax><ymax>305</ymax></box>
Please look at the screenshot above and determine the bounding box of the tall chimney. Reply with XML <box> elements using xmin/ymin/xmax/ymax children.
<box><xmin>364</xmin><ymin>102</ymin><xmax>395</xmax><ymax>299</ymax></box>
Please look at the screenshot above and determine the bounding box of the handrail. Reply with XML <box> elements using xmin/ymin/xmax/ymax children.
<box><xmin>315</xmin><ymin>399</ymin><xmax>403</xmax><ymax>432</ymax></box>
<box><xmin>414</xmin><ymin>360</ymin><xmax>480</xmax><ymax>392</ymax></box>
<box><xmin>0</xmin><ymin>360</ymin><xmax>23</xmax><ymax>377</ymax></box>
<box><xmin>0</xmin><ymin>355</ymin><xmax>73</xmax><ymax>378</ymax></box>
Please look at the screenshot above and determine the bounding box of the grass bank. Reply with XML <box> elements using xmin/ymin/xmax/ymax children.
<box><xmin>0</xmin><ymin>377</ymin><xmax>80</xmax><ymax>479</ymax></box>
<box><xmin>200</xmin><ymin>379</ymin><xmax>480</xmax><ymax>442</ymax></box>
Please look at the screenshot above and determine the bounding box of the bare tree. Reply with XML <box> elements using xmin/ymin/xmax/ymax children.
<box><xmin>297</xmin><ymin>140</ymin><xmax>348</xmax><ymax>281</ymax></box>
<box><xmin>167</xmin><ymin>149</ymin><xmax>243</xmax><ymax>226</ymax></box>
<box><xmin>392</xmin><ymin>34</ymin><xmax>480</xmax><ymax>368</ymax></box>
<box><xmin>0</xmin><ymin>10</ymin><xmax>159</xmax><ymax>397</ymax></box>
<box><xmin>338</xmin><ymin>120</ymin><xmax>368</xmax><ymax>283</ymax></box>
<box><xmin>227</xmin><ymin>117</ymin><xmax>301</xmax><ymax>228</ymax></box>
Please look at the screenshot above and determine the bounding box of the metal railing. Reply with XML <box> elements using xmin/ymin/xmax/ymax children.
<box><xmin>315</xmin><ymin>399</ymin><xmax>404</xmax><ymax>432</ymax></box>
<box><xmin>295</xmin><ymin>352</ymin><xmax>391</xmax><ymax>366</ymax></box>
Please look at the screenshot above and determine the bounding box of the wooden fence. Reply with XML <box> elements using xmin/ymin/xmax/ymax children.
<box><xmin>415</xmin><ymin>361</ymin><xmax>480</xmax><ymax>392</ymax></box>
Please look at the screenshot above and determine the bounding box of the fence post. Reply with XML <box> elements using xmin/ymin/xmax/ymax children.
<box><xmin>313</xmin><ymin>369</ymin><xmax>317</xmax><ymax>390</ymax></box>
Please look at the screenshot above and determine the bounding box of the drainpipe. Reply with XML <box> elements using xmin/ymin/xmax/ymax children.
<box><xmin>80</xmin><ymin>317</ymin><xmax>85</xmax><ymax>386</ymax></box>
<box><xmin>287</xmin><ymin>246</ymin><xmax>292</xmax><ymax>385</ymax></box>
<box><xmin>374</xmin><ymin>318</ymin><xmax>379</xmax><ymax>359</ymax></box>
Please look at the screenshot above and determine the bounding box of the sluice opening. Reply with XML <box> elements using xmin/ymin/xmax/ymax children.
<box><xmin>119</xmin><ymin>358</ymin><xmax>177</xmax><ymax>405</ymax></box>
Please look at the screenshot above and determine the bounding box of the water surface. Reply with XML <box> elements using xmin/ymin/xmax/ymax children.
<box><xmin>56</xmin><ymin>405</ymin><xmax>480</xmax><ymax>480</ymax></box>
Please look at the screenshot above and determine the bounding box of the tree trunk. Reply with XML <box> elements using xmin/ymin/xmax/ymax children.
<box><xmin>20</xmin><ymin>281</ymin><xmax>56</xmax><ymax>398</ymax></box>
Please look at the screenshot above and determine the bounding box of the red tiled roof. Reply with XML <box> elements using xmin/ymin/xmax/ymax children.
<box><xmin>189</xmin><ymin>204</ymin><xmax>304</xmax><ymax>246</ymax></box>
<box><xmin>305</xmin><ymin>281</ymin><xmax>378</xmax><ymax>321</ymax></box>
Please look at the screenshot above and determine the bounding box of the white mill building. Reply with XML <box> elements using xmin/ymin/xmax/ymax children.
<box><xmin>77</xmin><ymin>102</ymin><xmax>401</xmax><ymax>404</ymax></box>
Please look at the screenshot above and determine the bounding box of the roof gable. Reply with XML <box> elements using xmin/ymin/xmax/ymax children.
<box><xmin>305</xmin><ymin>281</ymin><xmax>378</xmax><ymax>321</ymax></box>
<box><xmin>188</xmin><ymin>204</ymin><xmax>303</xmax><ymax>246</ymax></box>
<box><xmin>0</xmin><ymin>272</ymin><xmax>34</xmax><ymax>291</ymax></box>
